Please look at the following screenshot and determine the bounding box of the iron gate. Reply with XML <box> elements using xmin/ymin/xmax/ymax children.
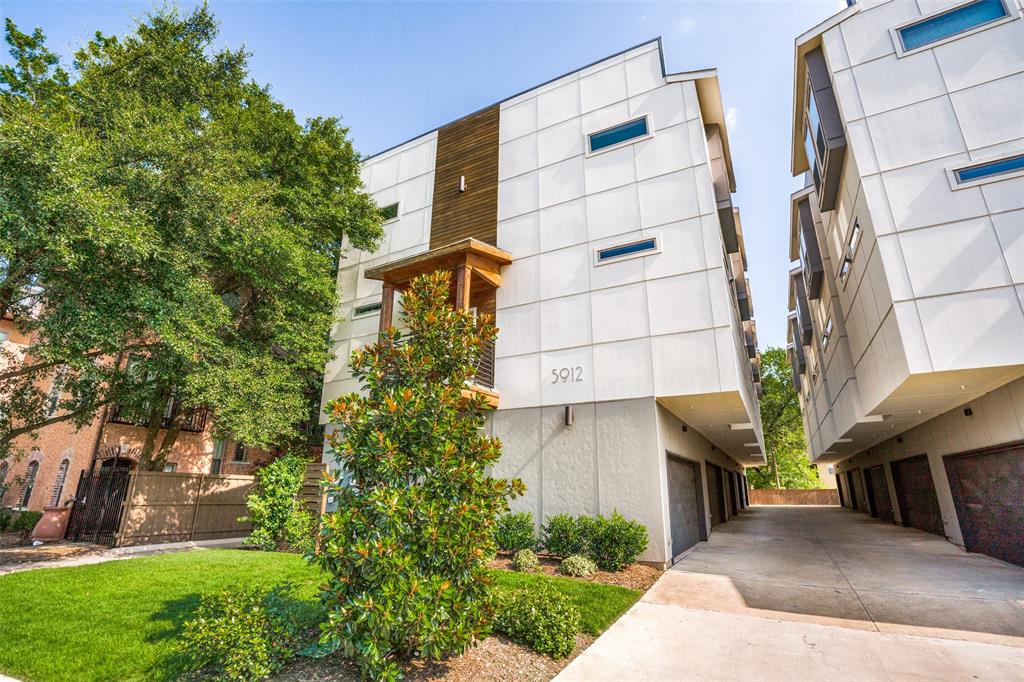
<box><xmin>64</xmin><ymin>467</ymin><xmax>132</xmax><ymax>544</ymax></box>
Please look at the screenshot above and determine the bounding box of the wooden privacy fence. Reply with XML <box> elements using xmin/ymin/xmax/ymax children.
<box><xmin>749</xmin><ymin>488</ymin><xmax>840</xmax><ymax>506</ymax></box>
<box><xmin>114</xmin><ymin>472</ymin><xmax>256</xmax><ymax>547</ymax></box>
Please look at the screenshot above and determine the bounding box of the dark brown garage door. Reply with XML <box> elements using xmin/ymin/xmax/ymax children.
<box><xmin>706</xmin><ymin>462</ymin><xmax>725</xmax><ymax>528</ymax></box>
<box><xmin>864</xmin><ymin>465</ymin><xmax>894</xmax><ymax>522</ymax></box>
<box><xmin>667</xmin><ymin>454</ymin><xmax>706</xmax><ymax>558</ymax></box>
<box><xmin>891</xmin><ymin>455</ymin><xmax>944</xmax><ymax>536</ymax></box>
<box><xmin>850</xmin><ymin>468</ymin><xmax>866</xmax><ymax>513</ymax></box>
<box><xmin>726</xmin><ymin>471</ymin><xmax>738</xmax><ymax>517</ymax></box>
<box><xmin>944</xmin><ymin>443</ymin><xmax>1024</xmax><ymax>567</ymax></box>
<box><xmin>844</xmin><ymin>470</ymin><xmax>858</xmax><ymax>510</ymax></box>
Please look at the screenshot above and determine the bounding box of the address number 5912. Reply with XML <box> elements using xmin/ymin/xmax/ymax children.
<box><xmin>551</xmin><ymin>366</ymin><xmax>584</xmax><ymax>383</ymax></box>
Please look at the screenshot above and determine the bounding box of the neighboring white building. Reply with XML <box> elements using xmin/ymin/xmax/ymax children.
<box><xmin>322</xmin><ymin>39</ymin><xmax>765</xmax><ymax>566</ymax></box>
<box><xmin>787</xmin><ymin>0</ymin><xmax>1024</xmax><ymax>566</ymax></box>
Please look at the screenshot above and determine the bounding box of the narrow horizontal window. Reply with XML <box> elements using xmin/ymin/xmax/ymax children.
<box><xmin>821</xmin><ymin>317</ymin><xmax>833</xmax><ymax>351</ymax></box>
<box><xmin>353</xmin><ymin>302</ymin><xmax>382</xmax><ymax>317</ymax></box>
<box><xmin>588</xmin><ymin>117</ymin><xmax>649</xmax><ymax>153</ymax></box>
<box><xmin>379</xmin><ymin>202</ymin><xmax>400</xmax><ymax>222</ymax></box>
<box><xmin>595</xmin><ymin>237</ymin><xmax>659</xmax><ymax>264</ymax></box>
<box><xmin>954</xmin><ymin>153</ymin><xmax>1024</xmax><ymax>184</ymax></box>
<box><xmin>897</xmin><ymin>0</ymin><xmax>1009</xmax><ymax>52</ymax></box>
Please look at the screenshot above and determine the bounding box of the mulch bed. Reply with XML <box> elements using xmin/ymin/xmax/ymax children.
<box><xmin>488</xmin><ymin>554</ymin><xmax>663</xmax><ymax>592</ymax></box>
<box><xmin>275</xmin><ymin>558</ymin><xmax>661</xmax><ymax>681</ymax></box>
<box><xmin>277</xmin><ymin>634</ymin><xmax>596</xmax><ymax>682</ymax></box>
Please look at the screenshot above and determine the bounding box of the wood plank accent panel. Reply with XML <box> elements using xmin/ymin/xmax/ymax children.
<box><xmin>430</xmin><ymin>105</ymin><xmax>500</xmax><ymax>248</ymax></box>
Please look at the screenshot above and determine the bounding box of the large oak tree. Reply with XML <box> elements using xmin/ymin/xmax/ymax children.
<box><xmin>747</xmin><ymin>346</ymin><xmax>821</xmax><ymax>490</ymax></box>
<box><xmin>0</xmin><ymin>5</ymin><xmax>382</xmax><ymax>468</ymax></box>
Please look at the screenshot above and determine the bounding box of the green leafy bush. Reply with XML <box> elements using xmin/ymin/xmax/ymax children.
<box><xmin>542</xmin><ymin>514</ymin><xmax>586</xmax><ymax>557</ymax></box>
<box><xmin>314</xmin><ymin>272</ymin><xmax>524</xmax><ymax>681</ymax></box>
<box><xmin>512</xmin><ymin>548</ymin><xmax>540</xmax><ymax>572</ymax></box>
<box><xmin>241</xmin><ymin>453</ymin><xmax>315</xmax><ymax>553</ymax></box>
<box><xmin>10</xmin><ymin>510</ymin><xmax>42</xmax><ymax>535</ymax></box>
<box><xmin>178</xmin><ymin>585</ymin><xmax>309</xmax><ymax>681</ymax></box>
<box><xmin>558</xmin><ymin>554</ymin><xmax>597</xmax><ymax>577</ymax></box>
<box><xmin>589</xmin><ymin>511</ymin><xmax>648</xmax><ymax>572</ymax></box>
<box><xmin>494</xmin><ymin>585</ymin><xmax>581</xmax><ymax>659</ymax></box>
<box><xmin>495</xmin><ymin>512</ymin><xmax>536</xmax><ymax>552</ymax></box>
<box><xmin>541</xmin><ymin>512</ymin><xmax>647</xmax><ymax>571</ymax></box>
<box><xmin>0</xmin><ymin>507</ymin><xmax>15</xmax><ymax>534</ymax></box>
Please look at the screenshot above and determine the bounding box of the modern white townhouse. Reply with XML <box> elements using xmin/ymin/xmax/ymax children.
<box><xmin>786</xmin><ymin>0</ymin><xmax>1024</xmax><ymax>566</ymax></box>
<box><xmin>321</xmin><ymin>39</ymin><xmax>764</xmax><ymax>566</ymax></box>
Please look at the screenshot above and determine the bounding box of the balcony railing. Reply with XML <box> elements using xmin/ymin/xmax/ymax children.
<box><xmin>473</xmin><ymin>340</ymin><xmax>496</xmax><ymax>389</ymax></box>
<box><xmin>108</xmin><ymin>401</ymin><xmax>208</xmax><ymax>433</ymax></box>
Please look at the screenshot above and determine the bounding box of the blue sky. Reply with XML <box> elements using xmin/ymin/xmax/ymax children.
<box><xmin>3</xmin><ymin>0</ymin><xmax>844</xmax><ymax>349</ymax></box>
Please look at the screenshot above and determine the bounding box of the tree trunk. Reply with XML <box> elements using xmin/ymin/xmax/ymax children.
<box><xmin>151</xmin><ymin>410</ymin><xmax>186</xmax><ymax>471</ymax></box>
<box><xmin>773</xmin><ymin>452</ymin><xmax>782</xmax><ymax>489</ymax></box>
<box><xmin>137</xmin><ymin>393</ymin><xmax>171</xmax><ymax>470</ymax></box>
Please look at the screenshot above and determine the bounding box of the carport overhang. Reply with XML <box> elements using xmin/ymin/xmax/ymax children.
<box><xmin>808</xmin><ymin>365</ymin><xmax>1024</xmax><ymax>463</ymax></box>
<box><xmin>659</xmin><ymin>391</ymin><xmax>766</xmax><ymax>467</ymax></box>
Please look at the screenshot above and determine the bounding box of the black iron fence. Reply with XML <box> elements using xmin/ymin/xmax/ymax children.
<box><xmin>64</xmin><ymin>467</ymin><xmax>132</xmax><ymax>545</ymax></box>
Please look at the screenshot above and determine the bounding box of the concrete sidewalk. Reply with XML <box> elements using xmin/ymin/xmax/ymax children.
<box><xmin>0</xmin><ymin>536</ymin><xmax>245</xmax><ymax>576</ymax></box>
<box><xmin>556</xmin><ymin>600</ymin><xmax>1024</xmax><ymax>681</ymax></box>
<box><xmin>557</xmin><ymin>506</ymin><xmax>1024</xmax><ymax>681</ymax></box>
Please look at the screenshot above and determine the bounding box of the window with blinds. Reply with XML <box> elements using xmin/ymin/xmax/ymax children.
<box><xmin>896</xmin><ymin>0</ymin><xmax>1010</xmax><ymax>53</ymax></box>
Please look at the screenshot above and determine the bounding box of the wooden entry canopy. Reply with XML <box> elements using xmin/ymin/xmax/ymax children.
<box><xmin>363</xmin><ymin>238</ymin><xmax>513</xmax><ymax>332</ymax></box>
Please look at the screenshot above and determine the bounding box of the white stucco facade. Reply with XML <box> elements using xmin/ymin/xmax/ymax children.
<box><xmin>789</xmin><ymin>0</ymin><xmax>1024</xmax><ymax>464</ymax></box>
<box><xmin>323</xmin><ymin>40</ymin><xmax>763</xmax><ymax>565</ymax></box>
<box><xmin>787</xmin><ymin>0</ymin><xmax>1024</xmax><ymax>565</ymax></box>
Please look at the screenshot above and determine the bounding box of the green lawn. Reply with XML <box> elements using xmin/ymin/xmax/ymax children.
<box><xmin>0</xmin><ymin>550</ymin><xmax>639</xmax><ymax>682</ymax></box>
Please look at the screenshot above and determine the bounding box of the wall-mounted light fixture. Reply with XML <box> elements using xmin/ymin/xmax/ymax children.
<box><xmin>459</xmin><ymin>175</ymin><xmax>467</xmax><ymax>193</ymax></box>
<box><xmin>564</xmin><ymin>405</ymin><xmax>575</xmax><ymax>427</ymax></box>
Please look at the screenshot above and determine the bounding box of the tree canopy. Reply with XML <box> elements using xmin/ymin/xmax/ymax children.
<box><xmin>0</xmin><ymin>4</ymin><xmax>382</xmax><ymax>467</ymax></box>
<box><xmin>747</xmin><ymin>346</ymin><xmax>821</xmax><ymax>490</ymax></box>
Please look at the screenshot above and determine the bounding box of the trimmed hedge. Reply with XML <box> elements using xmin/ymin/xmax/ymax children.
<box><xmin>495</xmin><ymin>511</ymin><xmax>537</xmax><ymax>552</ymax></box>
<box><xmin>589</xmin><ymin>512</ymin><xmax>648</xmax><ymax>572</ymax></box>
<box><xmin>541</xmin><ymin>511</ymin><xmax>647</xmax><ymax>571</ymax></box>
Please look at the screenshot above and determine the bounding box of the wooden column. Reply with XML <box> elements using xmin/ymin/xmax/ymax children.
<box><xmin>379</xmin><ymin>284</ymin><xmax>395</xmax><ymax>333</ymax></box>
<box><xmin>454</xmin><ymin>265</ymin><xmax>471</xmax><ymax>311</ymax></box>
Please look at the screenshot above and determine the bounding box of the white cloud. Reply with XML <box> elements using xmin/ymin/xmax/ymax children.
<box><xmin>725</xmin><ymin>107</ymin><xmax>739</xmax><ymax>132</ymax></box>
<box><xmin>676</xmin><ymin>17</ymin><xmax>697</xmax><ymax>34</ymax></box>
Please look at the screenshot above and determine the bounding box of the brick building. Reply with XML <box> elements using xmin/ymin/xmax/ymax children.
<box><xmin>0</xmin><ymin>313</ymin><xmax>293</xmax><ymax>514</ymax></box>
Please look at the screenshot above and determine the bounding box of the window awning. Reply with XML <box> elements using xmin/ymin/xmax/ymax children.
<box><xmin>363</xmin><ymin>238</ymin><xmax>513</xmax><ymax>289</ymax></box>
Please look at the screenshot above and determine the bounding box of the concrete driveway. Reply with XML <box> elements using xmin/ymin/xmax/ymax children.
<box><xmin>556</xmin><ymin>505</ymin><xmax>1024</xmax><ymax>681</ymax></box>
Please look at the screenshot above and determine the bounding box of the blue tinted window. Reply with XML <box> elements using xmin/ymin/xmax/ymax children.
<box><xmin>898</xmin><ymin>0</ymin><xmax>1008</xmax><ymax>51</ymax></box>
<box><xmin>955</xmin><ymin>154</ymin><xmax>1024</xmax><ymax>183</ymax></box>
<box><xmin>589</xmin><ymin>118</ymin><xmax>649</xmax><ymax>152</ymax></box>
<box><xmin>803</xmin><ymin>126</ymin><xmax>818</xmax><ymax>172</ymax></box>
<box><xmin>807</xmin><ymin>89</ymin><xmax>821</xmax><ymax>143</ymax></box>
<box><xmin>597</xmin><ymin>238</ymin><xmax>658</xmax><ymax>262</ymax></box>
